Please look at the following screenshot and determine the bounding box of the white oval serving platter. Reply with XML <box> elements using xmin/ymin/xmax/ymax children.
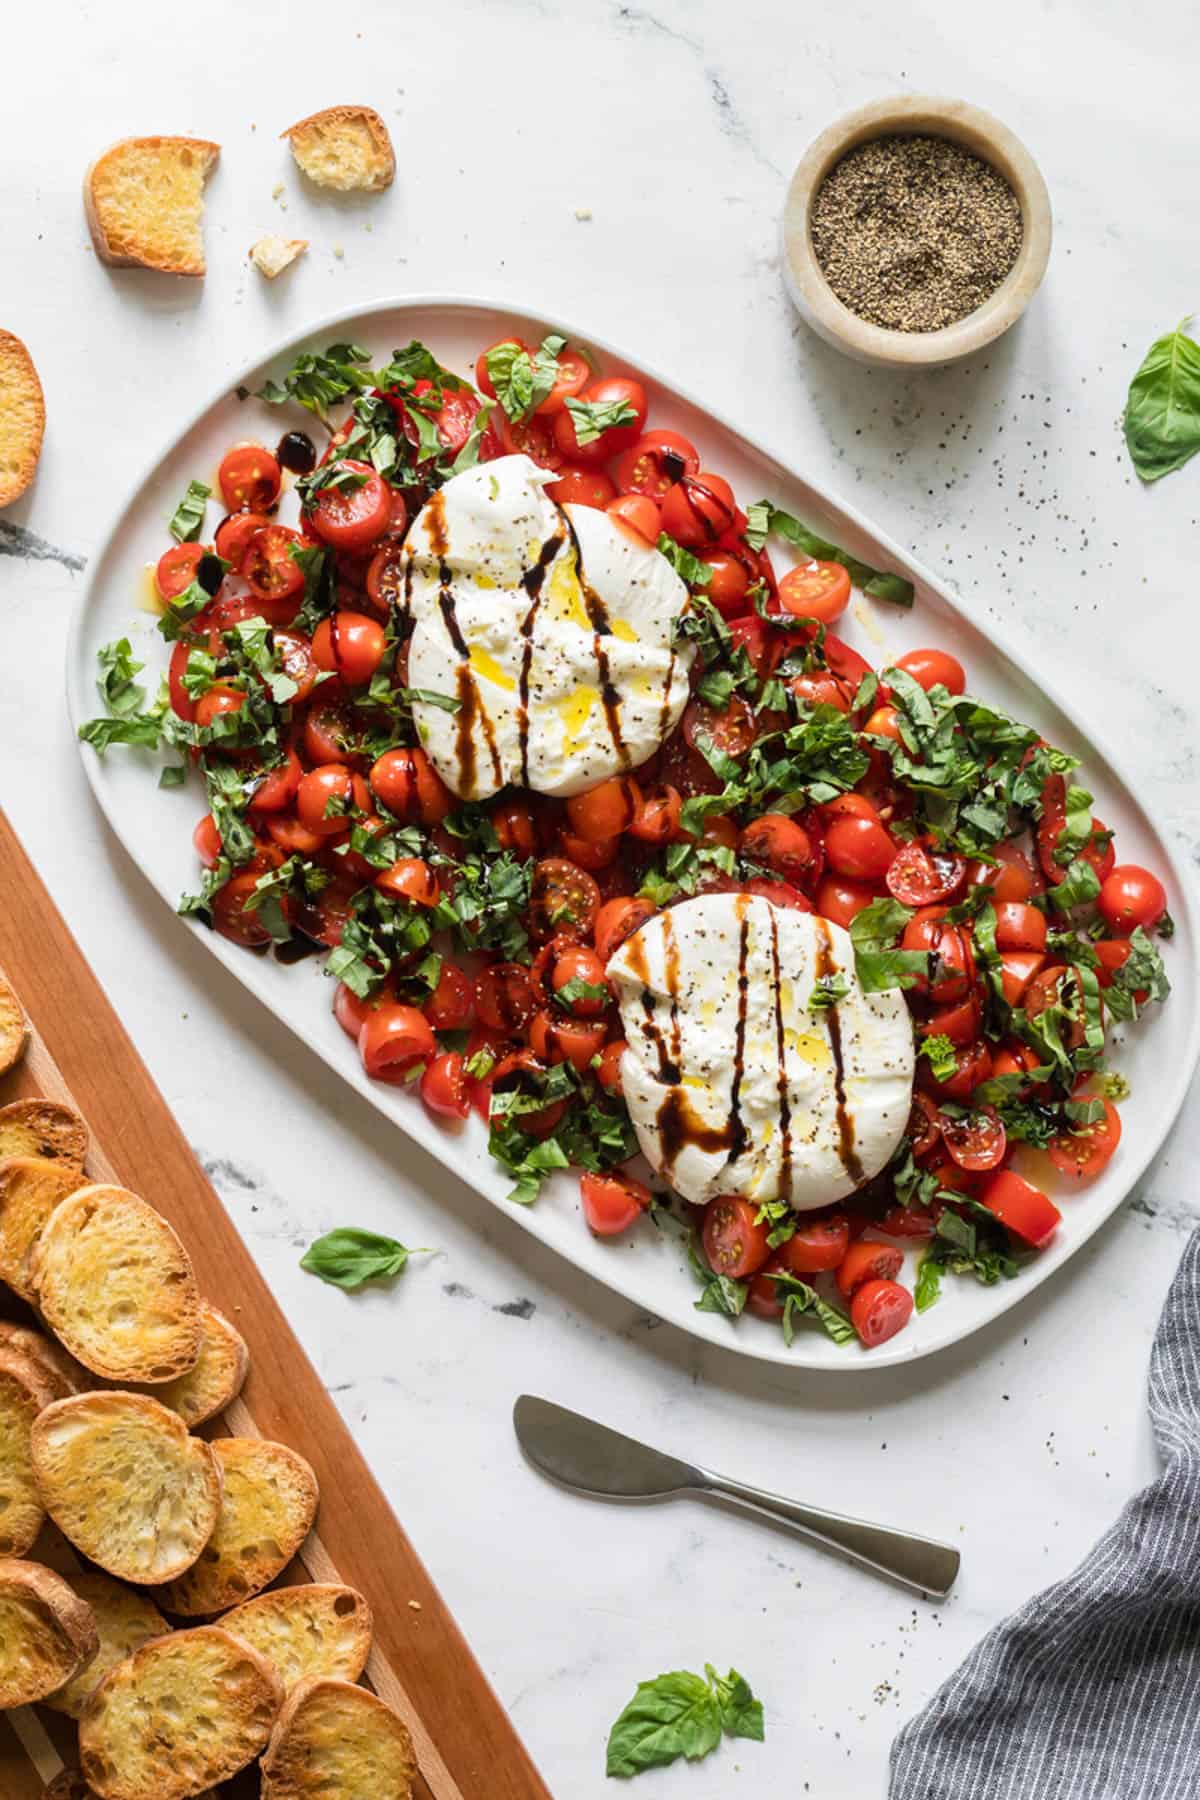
<box><xmin>68</xmin><ymin>296</ymin><xmax>1200</xmax><ymax>1370</ymax></box>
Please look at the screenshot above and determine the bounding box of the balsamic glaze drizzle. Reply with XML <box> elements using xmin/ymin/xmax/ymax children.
<box><xmin>814</xmin><ymin>917</ymin><xmax>865</xmax><ymax>1186</ymax></box>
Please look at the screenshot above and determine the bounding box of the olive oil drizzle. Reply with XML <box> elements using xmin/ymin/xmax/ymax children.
<box><xmin>814</xmin><ymin>917</ymin><xmax>865</xmax><ymax>1186</ymax></box>
<box><xmin>768</xmin><ymin>907</ymin><xmax>795</xmax><ymax>1203</ymax></box>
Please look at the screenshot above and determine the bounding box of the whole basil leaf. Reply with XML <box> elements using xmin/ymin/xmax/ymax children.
<box><xmin>605</xmin><ymin>1672</ymin><xmax>723</xmax><ymax>1778</ymax></box>
<box><xmin>1124</xmin><ymin>320</ymin><xmax>1200</xmax><ymax>482</ymax></box>
<box><xmin>300</xmin><ymin>1227</ymin><xmax>417</xmax><ymax>1289</ymax></box>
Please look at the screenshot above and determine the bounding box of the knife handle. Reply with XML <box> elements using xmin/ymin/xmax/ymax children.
<box><xmin>693</xmin><ymin>1470</ymin><xmax>960</xmax><ymax>1597</ymax></box>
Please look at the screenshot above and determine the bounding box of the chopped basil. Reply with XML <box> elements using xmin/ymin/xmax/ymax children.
<box><xmin>848</xmin><ymin>897</ymin><xmax>928</xmax><ymax>993</ymax></box>
<box><xmin>605</xmin><ymin>1664</ymin><xmax>764</xmax><ymax>1780</ymax></box>
<box><xmin>257</xmin><ymin>342</ymin><xmax>375</xmax><ymax>424</ymax></box>
<box><xmin>564</xmin><ymin>392</ymin><xmax>638</xmax><ymax>445</ymax></box>
<box><xmin>554</xmin><ymin>976</ymin><xmax>609</xmax><ymax>1012</ymax></box>
<box><xmin>158</xmin><ymin>764</ymin><xmax>187</xmax><ymax>788</ymax></box>
<box><xmin>687</xmin><ymin>1235</ymin><xmax>748</xmax><ymax>1317</ymax></box>
<box><xmin>1102</xmin><ymin>926</ymin><xmax>1170</xmax><ymax>1021</ymax></box>
<box><xmin>168</xmin><ymin>478</ymin><xmax>211</xmax><ymax>544</ymax></box>
<box><xmin>485</xmin><ymin>334</ymin><xmax>565</xmax><ymax>423</ymax></box>
<box><xmin>762</xmin><ymin>1269</ymin><xmax>855</xmax><ymax>1346</ymax></box>
<box><xmin>657</xmin><ymin>533</ymin><xmax>713</xmax><ymax>587</ymax></box>
<box><xmin>807</xmin><ymin>972</ymin><xmax>850</xmax><ymax>1011</ymax></box>
<box><xmin>1124</xmin><ymin>318</ymin><xmax>1200</xmax><ymax>482</ymax></box>
<box><xmin>744</xmin><ymin>501</ymin><xmax>914</xmax><ymax>607</ymax></box>
<box><xmin>918</xmin><ymin>1033</ymin><xmax>958</xmax><ymax>1084</ymax></box>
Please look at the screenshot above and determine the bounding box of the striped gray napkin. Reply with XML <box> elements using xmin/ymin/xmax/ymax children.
<box><xmin>890</xmin><ymin>1226</ymin><xmax>1200</xmax><ymax>1798</ymax></box>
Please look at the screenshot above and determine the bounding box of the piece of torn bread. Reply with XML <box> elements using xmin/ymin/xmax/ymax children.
<box><xmin>0</xmin><ymin>331</ymin><xmax>46</xmax><ymax>510</ymax></box>
<box><xmin>260</xmin><ymin>1675</ymin><xmax>418</xmax><ymax>1800</ymax></box>
<box><xmin>250</xmin><ymin>234</ymin><xmax>308</xmax><ymax>278</ymax></box>
<box><xmin>0</xmin><ymin>1155</ymin><xmax>87</xmax><ymax>1300</ymax></box>
<box><xmin>45</xmin><ymin>1570</ymin><xmax>170</xmax><ymax>1719</ymax></box>
<box><xmin>31</xmin><ymin>1391</ymin><xmax>222</xmax><ymax>1584</ymax></box>
<box><xmin>0</xmin><ymin>1558</ymin><xmax>99</xmax><ymax>1709</ymax></box>
<box><xmin>155</xmin><ymin>1436</ymin><xmax>318</xmax><ymax>1616</ymax></box>
<box><xmin>282</xmin><ymin>105</ymin><xmax>394</xmax><ymax>191</ymax></box>
<box><xmin>32</xmin><ymin>1184</ymin><xmax>202</xmax><ymax>1383</ymax></box>
<box><xmin>78</xmin><ymin>1624</ymin><xmax>282</xmax><ymax>1800</ymax></box>
<box><xmin>222</xmin><ymin>1582</ymin><xmax>372</xmax><ymax>1692</ymax></box>
<box><xmin>0</xmin><ymin>1343</ymin><xmax>58</xmax><ymax>1555</ymax></box>
<box><xmin>0</xmin><ymin>1098</ymin><xmax>88</xmax><ymax>1167</ymax></box>
<box><xmin>85</xmin><ymin>137</ymin><xmax>220</xmax><ymax>277</ymax></box>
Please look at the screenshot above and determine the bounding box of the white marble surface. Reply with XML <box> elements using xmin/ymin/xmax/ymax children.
<box><xmin>3</xmin><ymin>2</ymin><xmax>1199</xmax><ymax>1792</ymax></box>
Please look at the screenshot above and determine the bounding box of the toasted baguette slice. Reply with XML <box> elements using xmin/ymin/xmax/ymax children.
<box><xmin>0</xmin><ymin>966</ymin><xmax>28</xmax><ymax>1066</ymax></box>
<box><xmin>155</xmin><ymin>1437</ymin><xmax>318</xmax><ymax>1616</ymax></box>
<box><xmin>116</xmin><ymin>1300</ymin><xmax>247</xmax><ymax>1427</ymax></box>
<box><xmin>0</xmin><ymin>1155</ymin><xmax>85</xmax><ymax>1300</ymax></box>
<box><xmin>250</xmin><ymin>233</ymin><xmax>308</xmax><ymax>278</ymax></box>
<box><xmin>0</xmin><ymin>1321</ymin><xmax>91</xmax><ymax>1400</ymax></box>
<box><xmin>0</xmin><ymin>1098</ymin><xmax>88</xmax><ymax>1168</ymax></box>
<box><xmin>0</xmin><ymin>1558</ymin><xmax>99</xmax><ymax>1708</ymax></box>
<box><xmin>222</xmin><ymin>1583</ymin><xmax>371</xmax><ymax>1692</ymax></box>
<box><xmin>0</xmin><ymin>331</ymin><xmax>46</xmax><ymax>510</ymax></box>
<box><xmin>31</xmin><ymin>1391</ymin><xmax>222</xmax><ymax>1583</ymax></box>
<box><xmin>0</xmin><ymin>1345</ymin><xmax>58</xmax><ymax>1555</ymax></box>
<box><xmin>85</xmin><ymin>137</ymin><xmax>220</xmax><ymax>277</ymax></box>
<box><xmin>79</xmin><ymin>1624</ymin><xmax>282</xmax><ymax>1799</ymax></box>
<box><xmin>261</xmin><ymin>1676</ymin><xmax>417</xmax><ymax>1799</ymax></box>
<box><xmin>43</xmin><ymin>1773</ymin><xmax>218</xmax><ymax>1800</ymax></box>
<box><xmin>283</xmin><ymin>105</ymin><xmax>394</xmax><ymax>191</ymax></box>
<box><xmin>32</xmin><ymin>1185</ymin><xmax>202</xmax><ymax>1382</ymax></box>
<box><xmin>46</xmin><ymin>1571</ymin><xmax>169</xmax><ymax>1719</ymax></box>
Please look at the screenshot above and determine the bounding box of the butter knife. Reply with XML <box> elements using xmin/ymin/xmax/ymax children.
<box><xmin>513</xmin><ymin>1395</ymin><xmax>959</xmax><ymax>1598</ymax></box>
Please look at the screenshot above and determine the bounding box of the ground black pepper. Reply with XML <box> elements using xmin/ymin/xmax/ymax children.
<box><xmin>810</xmin><ymin>134</ymin><xmax>1023</xmax><ymax>333</ymax></box>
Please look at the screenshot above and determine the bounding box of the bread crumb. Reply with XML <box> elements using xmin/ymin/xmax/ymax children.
<box><xmin>575</xmin><ymin>207</ymin><xmax>593</xmax><ymax>221</ymax></box>
<box><xmin>249</xmin><ymin>235</ymin><xmax>308</xmax><ymax>279</ymax></box>
<box><xmin>333</xmin><ymin>245</ymin><xmax>345</xmax><ymax>260</ymax></box>
<box><xmin>408</xmin><ymin>1600</ymin><xmax>422</xmax><ymax>1610</ymax></box>
<box><xmin>272</xmin><ymin>183</ymin><xmax>285</xmax><ymax>200</ymax></box>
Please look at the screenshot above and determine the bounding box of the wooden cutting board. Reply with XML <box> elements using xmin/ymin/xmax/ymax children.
<box><xmin>0</xmin><ymin>806</ymin><xmax>552</xmax><ymax>1799</ymax></box>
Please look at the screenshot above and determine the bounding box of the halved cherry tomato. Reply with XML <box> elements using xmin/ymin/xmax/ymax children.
<box><xmin>559</xmin><ymin>828</ymin><xmax>619</xmax><ymax>871</ymax></box>
<box><xmin>366</xmin><ymin>540</ymin><xmax>407</xmax><ymax>614</ymax></box>
<box><xmin>965</xmin><ymin>843</ymin><xmax>1043</xmax><ymax>904</ymax></box>
<box><xmin>999</xmin><ymin>950</ymin><xmax>1047</xmax><ymax>1007</ymax></box>
<box><xmin>836</xmin><ymin>1240</ymin><xmax>903</xmax><ymax>1298</ymax></box>
<box><xmin>824</xmin><ymin>814</ymin><xmax>895</xmax><ymax>882</ymax></box>
<box><xmin>892</xmin><ymin>648</ymin><xmax>966</xmax><ymax>695</ymax></box>
<box><xmin>527</xmin><ymin>1010</ymin><xmax>607</xmax><ymax>1073</ymax></box>
<box><xmin>212</xmin><ymin>871</ymin><xmax>277</xmax><ymax>947</ymax></box>
<box><xmin>1098</xmin><ymin>865</ymin><xmax>1167</xmax><ymax>937</ymax></box>
<box><xmin>1048</xmin><ymin>1096</ymin><xmax>1122</xmax><ymax>1181</ymax></box>
<box><xmin>424</xmin><ymin>960</ymin><xmax>475</xmax><ymax>1031</ymax></box>
<box><xmin>241</xmin><ymin>525</ymin><xmax>305</xmax><ymax>615</ymax></box>
<box><xmin>1023</xmin><ymin>964</ymin><xmax>1097</xmax><ymax>1052</ymax></box>
<box><xmin>814</xmin><ymin>875</ymin><xmax>876</xmax><ymax>929</ymax></box>
<box><xmin>546</xmin><ymin>464</ymin><xmax>618</xmax><ymax>509</ymax></box>
<box><xmin>475</xmin><ymin>338</ymin><xmax>527</xmax><ymax>397</ymax></box>
<box><xmin>168</xmin><ymin>640</ymin><xmax>197</xmax><ymax>721</ymax></box>
<box><xmin>194</xmin><ymin>684</ymin><xmax>246</xmax><ymax>733</ymax></box>
<box><xmin>429</xmin><ymin>388</ymin><xmax>497</xmax><ymax>459</ymax></box>
<box><xmin>1038</xmin><ymin>780</ymin><xmax>1115</xmax><ymax>888</ymax></box>
<box><xmin>823</xmin><ymin>635</ymin><xmax>873</xmax><ymax>694</ymax></box>
<box><xmin>248</xmin><ymin>747</ymin><xmax>303</xmax><ymax>814</ymax></box>
<box><xmin>790</xmin><ymin>668</ymin><xmax>856</xmax><ymax>713</ymax></box>
<box><xmin>270</xmin><ymin>630</ymin><xmax>319</xmax><ymax>706</ymax></box>
<box><xmin>993</xmin><ymin>901</ymin><xmax>1047</xmax><ymax>951</ymax></box>
<box><xmin>939</xmin><ymin>1106</ymin><xmax>1007</xmax><ymax>1172</ymax></box>
<box><xmin>740</xmin><ymin>877</ymin><xmax>812</xmax><ymax>911</ymax></box>
<box><xmin>682</xmin><ymin>693</ymin><xmax>757</xmax><ymax>760</ymax></box>
<box><xmin>215</xmin><ymin>511</ymin><xmax>273</xmax><ymax>564</ymax></box>
<box><xmin>630</xmin><ymin>784</ymin><xmax>682</xmax><ymax>845</ymax></box>
<box><xmin>529</xmin><ymin>858</ymin><xmax>602</xmax><ymax>941</ymax></box>
<box><xmin>297</xmin><ymin>765</ymin><xmax>368</xmax><ymax>837</ymax></box>
<box><xmin>581</xmin><ymin>1171</ymin><xmax>650</xmax><ymax>1237</ymax></box>
<box><xmin>778</xmin><ymin>560</ymin><xmax>851</xmax><ymax>624</ymax></box>
<box><xmin>886</xmin><ymin>841</ymin><xmax>965</xmax><ymax>907</ymax></box>
<box><xmin>475</xmin><ymin>964</ymin><xmax>538</xmax><ymax>1034</ymax></box>
<box><xmin>919</xmin><ymin>993</ymin><xmax>980</xmax><ymax>1047</ymax></box>
<box><xmin>496</xmin><ymin>410</ymin><xmax>563</xmax><ymax>470</ymax></box>
<box><xmin>536</xmin><ymin>345</ymin><xmax>591</xmax><ymax>416</ymax></box>
<box><xmin>850</xmin><ymin>1278</ymin><xmax>914</xmax><ymax>1348</ymax></box>
<box><xmin>312</xmin><ymin>612</ymin><xmax>387</xmax><ymax>686</ymax></box>
<box><xmin>156</xmin><ymin>542</ymin><xmax>207</xmax><ymax>601</ymax></box>
<box><xmin>726</xmin><ymin>614</ymin><xmax>784</xmax><ymax>681</ymax></box>
<box><xmin>550</xmin><ymin>944</ymin><xmax>611</xmax><ymax>1017</ymax></box>
<box><xmin>375</xmin><ymin>857</ymin><xmax>441</xmax><ymax>907</ymax></box>
<box><xmin>863</xmin><ymin>704</ymin><xmax>904</xmax><ymax>743</ymax></box>
<box><xmin>359</xmin><ymin>1004</ymin><xmax>437</xmax><ymax>1083</ymax></box>
<box><xmin>605</xmin><ymin>493</ymin><xmax>661</xmax><ymax>545</ymax></box>
<box><xmin>700</xmin><ymin>549</ymin><xmax>751</xmax><ymax>617</ymax></box>
<box><xmin>552</xmin><ymin>377</ymin><xmax>647</xmax><ymax>464</ymax></box>
<box><xmin>907</xmin><ymin>1092</ymin><xmax>942</xmax><ymax>1156</ymax></box>
<box><xmin>991</xmin><ymin>1040</ymin><xmax>1042</xmax><ymax>1093</ymax></box>
<box><xmin>659</xmin><ymin>473</ymin><xmax>737</xmax><ymax>547</ymax></box>
<box><xmin>901</xmin><ymin>907</ymin><xmax>973</xmax><ymax>1003</ymax></box>
<box><xmin>779</xmin><ymin>1211</ymin><xmax>850</xmax><ymax>1273</ymax></box>
<box><xmin>303</xmin><ymin>698</ymin><xmax>359</xmax><ymax>768</ymax></box>
<box><xmin>334</xmin><ymin>979</ymin><xmax>393</xmax><ymax>1041</ymax></box>
<box><xmin>490</xmin><ymin>1050</ymin><xmax>569</xmax><ymax>1137</ymax></box>
<box><xmin>979</xmin><ymin>1169</ymin><xmax>1061</xmax><ymax>1247</ymax></box>
<box><xmin>368</xmin><ymin>748</ymin><xmax>452</xmax><ymax>824</ymax></box>
<box><xmin>309</xmin><ymin>464</ymin><xmax>393</xmax><ymax>550</ymax></box>
<box><xmin>420</xmin><ymin>1051</ymin><xmax>471</xmax><ymax>1119</ymax></box>
<box><xmin>613</xmin><ymin>430</ymin><xmax>700</xmax><ymax>499</ymax></box>
<box><xmin>1092</xmin><ymin>938</ymin><xmax>1149</xmax><ymax>1004</ymax></box>
<box><xmin>265</xmin><ymin>812</ymin><xmax>327</xmax><ymax>856</ymax></box>
<box><xmin>921</xmin><ymin>1039</ymin><xmax>993</xmax><ymax>1101</ymax></box>
<box><xmin>193</xmin><ymin>813</ymin><xmax>222</xmax><ymax>868</ymax></box>
<box><xmin>491</xmin><ymin>797</ymin><xmax>539</xmax><ymax>858</ymax></box>
<box><xmin>878</xmin><ymin>1205</ymin><xmax>938</xmax><ymax>1240</ymax></box>
<box><xmin>219</xmin><ymin>443</ymin><xmax>281</xmax><ymax>512</ymax></box>
<box><xmin>739</xmin><ymin>814</ymin><xmax>815</xmax><ymax>883</ymax></box>
<box><xmin>596</xmin><ymin>1038</ymin><xmax>626</xmax><ymax>1093</ymax></box>
<box><xmin>594</xmin><ymin>896</ymin><xmax>655</xmax><ymax>963</ymax></box>
<box><xmin>746</xmin><ymin>1253</ymin><xmax>789</xmax><ymax>1320</ymax></box>
<box><xmin>565</xmin><ymin>777</ymin><xmax>640</xmax><ymax>842</ymax></box>
<box><xmin>702</xmin><ymin>1195</ymin><xmax>771</xmax><ymax>1280</ymax></box>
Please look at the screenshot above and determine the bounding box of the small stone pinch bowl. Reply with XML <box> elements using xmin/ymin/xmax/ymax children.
<box><xmin>782</xmin><ymin>95</ymin><xmax>1052</xmax><ymax>369</ymax></box>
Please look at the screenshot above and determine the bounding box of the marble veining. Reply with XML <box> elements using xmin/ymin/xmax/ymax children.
<box><xmin>2</xmin><ymin>2</ymin><xmax>1198</xmax><ymax>1793</ymax></box>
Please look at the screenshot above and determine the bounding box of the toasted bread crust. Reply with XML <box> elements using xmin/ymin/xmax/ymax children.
<box><xmin>32</xmin><ymin>1185</ymin><xmax>202</xmax><ymax>1383</ymax></box>
<box><xmin>32</xmin><ymin>1391</ymin><xmax>223</xmax><ymax>1584</ymax></box>
<box><xmin>119</xmin><ymin>1300</ymin><xmax>247</xmax><ymax>1427</ymax></box>
<box><xmin>0</xmin><ymin>331</ymin><xmax>45</xmax><ymax>510</ymax></box>
<box><xmin>0</xmin><ymin>1154</ymin><xmax>86</xmax><ymax>1300</ymax></box>
<box><xmin>0</xmin><ymin>1098</ymin><xmax>88</xmax><ymax>1167</ymax></box>
<box><xmin>0</xmin><ymin>1345</ymin><xmax>58</xmax><ymax>1555</ymax></box>
<box><xmin>0</xmin><ymin>1557</ymin><xmax>100</xmax><ymax>1709</ymax></box>
<box><xmin>45</xmin><ymin>1571</ymin><xmax>169</xmax><ymax>1719</ymax></box>
<box><xmin>43</xmin><ymin>1771</ymin><xmax>219</xmax><ymax>1800</ymax></box>
<box><xmin>282</xmin><ymin>105</ymin><xmax>395</xmax><ymax>191</ymax></box>
<box><xmin>155</xmin><ymin>1436</ymin><xmax>318</xmax><ymax>1615</ymax></box>
<box><xmin>79</xmin><ymin>1625</ymin><xmax>282</xmax><ymax>1799</ymax></box>
<box><xmin>222</xmin><ymin>1582</ymin><xmax>372</xmax><ymax>1691</ymax></box>
<box><xmin>85</xmin><ymin>137</ymin><xmax>220</xmax><ymax>277</ymax></box>
<box><xmin>0</xmin><ymin>1321</ymin><xmax>91</xmax><ymax>1400</ymax></box>
<box><xmin>261</xmin><ymin>1676</ymin><xmax>417</xmax><ymax>1799</ymax></box>
<box><xmin>0</xmin><ymin>967</ymin><xmax>29</xmax><ymax>1067</ymax></box>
